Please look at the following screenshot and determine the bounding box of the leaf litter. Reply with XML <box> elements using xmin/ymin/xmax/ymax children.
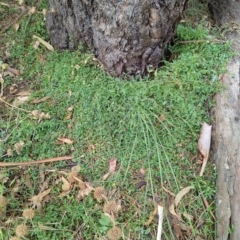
<box><xmin>0</xmin><ymin>2</ymin><xmax>229</xmax><ymax>238</ymax></box>
<box><xmin>0</xmin><ymin>157</ymin><xmax>125</xmax><ymax>239</ymax></box>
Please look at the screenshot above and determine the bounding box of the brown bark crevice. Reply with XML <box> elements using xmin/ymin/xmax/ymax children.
<box><xmin>212</xmin><ymin>57</ymin><xmax>240</xmax><ymax>240</ymax></box>
<box><xmin>46</xmin><ymin>0</ymin><xmax>188</xmax><ymax>77</ymax></box>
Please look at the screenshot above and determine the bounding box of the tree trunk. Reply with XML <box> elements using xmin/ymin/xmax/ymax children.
<box><xmin>210</xmin><ymin>1</ymin><xmax>240</xmax><ymax>239</ymax></box>
<box><xmin>46</xmin><ymin>0</ymin><xmax>187</xmax><ymax>77</ymax></box>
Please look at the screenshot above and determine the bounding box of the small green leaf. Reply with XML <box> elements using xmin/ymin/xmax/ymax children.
<box><xmin>98</xmin><ymin>214</ymin><xmax>111</xmax><ymax>226</ymax></box>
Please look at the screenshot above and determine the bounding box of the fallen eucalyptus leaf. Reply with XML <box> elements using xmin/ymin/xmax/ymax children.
<box><xmin>57</xmin><ymin>138</ymin><xmax>74</xmax><ymax>145</ymax></box>
<box><xmin>33</xmin><ymin>35</ymin><xmax>54</xmax><ymax>51</ymax></box>
<box><xmin>175</xmin><ymin>186</ymin><xmax>194</xmax><ymax>207</ymax></box>
<box><xmin>198</xmin><ymin>122</ymin><xmax>212</xmax><ymax>176</ymax></box>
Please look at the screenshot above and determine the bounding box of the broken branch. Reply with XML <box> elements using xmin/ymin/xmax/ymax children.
<box><xmin>0</xmin><ymin>156</ymin><xmax>73</xmax><ymax>167</ymax></box>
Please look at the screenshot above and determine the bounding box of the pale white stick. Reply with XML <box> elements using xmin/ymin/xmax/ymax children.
<box><xmin>157</xmin><ymin>205</ymin><xmax>164</xmax><ymax>240</ymax></box>
<box><xmin>198</xmin><ymin>122</ymin><xmax>212</xmax><ymax>176</ymax></box>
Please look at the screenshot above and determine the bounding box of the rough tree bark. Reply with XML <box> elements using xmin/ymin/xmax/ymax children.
<box><xmin>46</xmin><ymin>0</ymin><xmax>187</xmax><ymax>77</ymax></box>
<box><xmin>210</xmin><ymin>0</ymin><xmax>240</xmax><ymax>239</ymax></box>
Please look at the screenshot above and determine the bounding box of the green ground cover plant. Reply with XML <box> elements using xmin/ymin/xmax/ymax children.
<box><xmin>0</xmin><ymin>0</ymin><xmax>232</xmax><ymax>239</ymax></box>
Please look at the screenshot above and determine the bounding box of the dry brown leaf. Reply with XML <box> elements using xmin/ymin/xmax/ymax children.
<box><xmin>77</xmin><ymin>187</ymin><xmax>92</xmax><ymax>200</ymax></box>
<box><xmin>58</xmin><ymin>191</ymin><xmax>70</xmax><ymax>198</ymax></box>
<box><xmin>85</xmin><ymin>182</ymin><xmax>94</xmax><ymax>191</ymax></box>
<box><xmin>61</xmin><ymin>177</ymin><xmax>71</xmax><ymax>191</ymax></box>
<box><xmin>67</xmin><ymin>106</ymin><xmax>74</xmax><ymax>111</ymax></box>
<box><xmin>158</xmin><ymin>114</ymin><xmax>165</xmax><ymax>122</ymax></box>
<box><xmin>68</xmin><ymin>171</ymin><xmax>79</xmax><ymax>184</ymax></box>
<box><xmin>3</xmin><ymin>70</ymin><xmax>15</xmax><ymax>78</ymax></box>
<box><xmin>11</xmin><ymin>179</ymin><xmax>21</xmax><ymax>195</ymax></box>
<box><xmin>31</xmin><ymin>110</ymin><xmax>39</xmax><ymax>117</ymax></box>
<box><xmin>68</xmin><ymin>165</ymin><xmax>81</xmax><ymax>183</ymax></box>
<box><xmin>103</xmin><ymin>201</ymin><xmax>121</xmax><ymax>216</ymax></box>
<box><xmin>64</xmin><ymin>112</ymin><xmax>73</xmax><ymax>120</ymax></box>
<box><xmin>24</xmin><ymin>173</ymin><xmax>33</xmax><ymax>189</ymax></box>
<box><xmin>30</xmin><ymin>111</ymin><xmax>50</xmax><ymax>120</ymax></box>
<box><xmin>57</xmin><ymin>138</ymin><xmax>74</xmax><ymax>145</ymax></box>
<box><xmin>42</xmin><ymin>9</ymin><xmax>47</xmax><ymax>17</ymax></box>
<box><xmin>0</xmin><ymin>2</ymin><xmax>10</xmax><ymax>6</ymax></box>
<box><xmin>16</xmin><ymin>91</ymin><xmax>31</xmax><ymax>96</ymax></box>
<box><xmin>103</xmin><ymin>172</ymin><xmax>110</xmax><ymax>180</ymax></box>
<box><xmin>44</xmin><ymin>113</ymin><xmax>51</xmax><ymax>119</ymax></box>
<box><xmin>183</xmin><ymin>212</ymin><xmax>194</xmax><ymax>221</ymax></box>
<box><xmin>30</xmin><ymin>188</ymin><xmax>51</xmax><ymax>210</ymax></box>
<box><xmin>169</xmin><ymin>207</ymin><xmax>184</xmax><ymax>240</ymax></box>
<box><xmin>144</xmin><ymin>207</ymin><xmax>158</xmax><ymax>226</ymax></box>
<box><xmin>39</xmin><ymin>112</ymin><xmax>46</xmax><ymax>119</ymax></box>
<box><xmin>107</xmin><ymin>226</ymin><xmax>122</xmax><ymax>240</ymax></box>
<box><xmin>14</xmin><ymin>141</ymin><xmax>24</xmax><ymax>154</ymax></box>
<box><xmin>175</xmin><ymin>186</ymin><xmax>194</xmax><ymax>207</ymax></box>
<box><xmin>139</xmin><ymin>168</ymin><xmax>146</xmax><ymax>175</ymax></box>
<box><xmin>17</xmin><ymin>96</ymin><xmax>29</xmax><ymax>102</ymax></box>
<box><xmin>14</xmin><ymin>23</ymin><xmax>20</xmax><ymax>31</ymax></box>
<box><xmin>9</xmin><ymin>86</ymin><xmax>18</xmax><ymax>94</ymax></box>
<box><xmin>33</xmin><ymin>35</ymin><xmax>54</xmax><ymax>51</ymax></box>
<box><xmin>31</xmin><ymin>96</ymin><xmax>50</xmax><ymax>104</ymax></box>
<box><xmin>172</xmin><ymin>220</ymin><xmax>184</xmax><ymax>239</ymax></box>
<box><xmin>28</xmin><ymin>6</ymin><xmax>36</xmax><ymax>15</ymax></box>
<box><xmin>7</xmin><ymin>149</ymin><xmax>13</xmax><ymax>157</ymax></box>
<box><xmin>33</xmin><ymin>40</ymin><xmax>40</xmax><ymax>50</ymax></box>
<box><xmin>162</xmin><ymin>185</ymin><xmax>176</xmax><ymax>197</ymax></box>
<box><xmin>86</xmin><ymin>144</ymin><xmax>96</xmax><ymax>152</ymax></box>
<box><xmin>18</xmin><ymin>0</ymin><xmax>24</xmax><ymax>5</ymax></box>
<box><xmin>12</xmin><ymin>96</ymin><xmax>29</xmax><ymax>107</ymax></box>
<box><xmin>198</xmin><ymin>122</ymin><xmax>212</xmax><ymax>176</ymax></box>
<box><xmin>109</xmin><ymin>158</ymin><xmax>117</xmax><ymax>172</ymax></box>
<box><xmin>135</xmin><ymin>180</ymin><xmax>147</xmax><ymax>189</ymax></box>
<box><xmin>103</xmin><ymin>158</ymin><xmax>117</xmax><ymax>180</ymax></box>
<box><xmin>39</xmin><ymin>188</ymin><xmax>51</xmax><ymax>199</ymax></box>
<box><xmin>179</xmin><ymin>222</ymin><xmax>188</xmax><ymax>231</ymax></box>
<box><xmin>108</xmin><ymin>188</ymin><xmax>117</xmax><ymax>199</ymax></box>
<box><xmin>7</xmin><ymin>67</ymin><xmax>20</xmax><ymax>76</ymax></box>
<box><xmin>73</xmin><ymin>176</ymin><xmax>87</xmax><ymax>189</ymax></box>
<box><xmin>169</xmin><ymin>203</ymin><xmax>179</xmax><ymax>218</ymax></box>
<box><xmin>94</xmin><ymin>186</ymin><xmax>107</xmax><ymax>201</ymax></box>
<box><xmin>64</xmin><ymin>106</ymin><xmax>74</xmax><ymax>120</ymax></box>
<box><xmin>72</xmin><ymin>165</ymin><xmax>81</xmax><ymax>172</ymax></box>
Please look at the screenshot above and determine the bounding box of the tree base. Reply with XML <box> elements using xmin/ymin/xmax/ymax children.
<box><xmin>46</xmin><ymin>0</ymin><xmax>187</xmax><ymax>77</ymax></box>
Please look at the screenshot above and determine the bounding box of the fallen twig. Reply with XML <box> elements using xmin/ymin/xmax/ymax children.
<box><xmin>157</xmin><ymin>205</ymin><xmax>164</xmax><ymax>240</ymax></box>
<box><xmin>0</xmin><ymin>9</ymin><xmax>27</xmax><ymax>36</ymax></box>
<box><xmin>162</xmin><ymin>185</ymin><xmax>176</xmax><ymax>197</ymax></box>
<box><xmin>0</xmin><ymin>74</ymin><xmax>3</xmax><ymax>97</ymax></box>
<box><xmin>0</xmin><ymin>97</ymin><xmax>31</xmax><ymax>113</ymax></box>
<box><xmin>0</xmin><ymin>2</ymin><xmax>11</xmax><ymax>7</ymax></box>
<box><xmin>7</xmin><ymin>67</ymin><xmax>20</xmax><ymax>76</ymax></box>
<box><xmin>202</xmin><ymin>197</ymin><xmax>216</xmax><ymax>221</ymax></box>
<box><xmin>0</xmin><ymin>156</ymin><xmax>73</xmax><ymax>167</ymax></box>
